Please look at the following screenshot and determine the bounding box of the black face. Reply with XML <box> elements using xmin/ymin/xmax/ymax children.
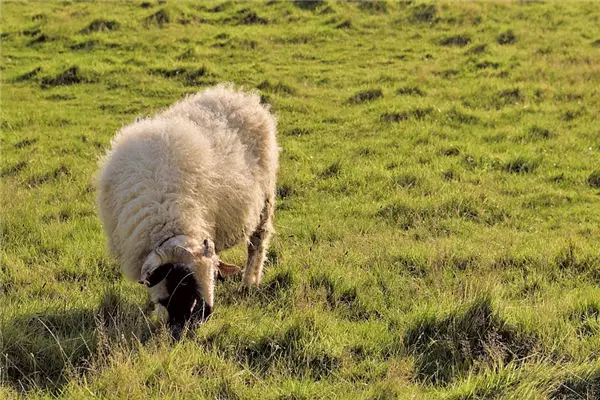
<box><xmin>152</xmin><ymin>263</ymin><xmax>212</xmax><ymax>339</ymax></box>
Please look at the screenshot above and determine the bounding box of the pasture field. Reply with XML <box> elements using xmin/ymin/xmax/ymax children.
<box><xmin>1</xmin><ymin>1</ymin><xmax>600</xmax><ymax>398</ymax></box>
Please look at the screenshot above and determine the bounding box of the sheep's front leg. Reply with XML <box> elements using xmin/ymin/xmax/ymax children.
<box><xmin>243</xmin><ymin>197</ymin><xmax>274</xmax><ymax>287</ymax></box>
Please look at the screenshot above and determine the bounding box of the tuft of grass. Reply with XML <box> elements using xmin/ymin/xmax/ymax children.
<box><xmin>503</xmin><ymin>155</ymin><xmax>541</xmax><ymax>174</ymax></box>
<box><xmin>293</xmin><ymin>0</ymin><xmax>325</xmax><ymax>12</ymax></box>
<box><xmin>439</xmin><ymin>34</ymin><xmax>471</xmax><ymax>47</ymax></box>
<box><xmin>319</xmin><ymin>161</ymin><xmax>341</xmax><ymax>178</ymax></box>
<box><xmin>228</xmin><ymin>8</ymin><xmax>268</xmax><ymax>25</ymax></box>
<box><xmin>396</xmin><ymin>85</ymin><xmax>425</xmax><ymax>96</ymax></box>
<box><xmin>144</xmin><ymin>8</ymin><xmax>170</xmax><ymax>27</ymax></box>
<box><xmin>553</xmin><ymin>243</ymin><xmax>598</xmax><ymax>274</ymax></box>
<box><xmin>394</xmin><ymin>173</ymin><xmax>419</xmax><ymax>189</ymax></box>
<box><xmin>12</xmin><ymin>67</ymin><xmax>41</xmax><ymax>82</ymax></box>
<box><xmin>497</xmin><ymin>29</ymin><xmax>517</xmax><ymax>45</ymax></box>
<box><xmin>176</xmin><ymin>47</ymin><xmax>199</xmax><ymax>61</ymax></box>
<box><xmin>475</xmin><ymin>60</ymin><xmax>501</xmax><ymax>70</ymax></box>
<box><xmin>1</xmin><ymin>160</ymin><xmax>28</xmax><ymax>177</ymax></box>
<box><xmin>283</xmin><ymin>127</ymin><xmax>311</xmax><ymax>137</ymax></box>
<box><xmin>444</xmin><ymin>108</ymin><xmax>480</xmax><ymax>126</ymax></box>
<box><xmin>358</xmin><ymin>1</ymin><xmax>388</xmax><ymax>14</ymax></box>
<box><xmin>80</xmin><ymin>19</ymin><xmax>120</xmax><ymax>34</ymax></box>
<box><xmin>439</xmin><ymin>146</ymin><xmax>461</xmax><ymax>157</ymax></box>
<box><xmin>257</xmin><ymin>80</ymin><xmax>296</xmax><ymax>95</ymax></box>
<box><xmin>527</xmin><ymin>125</ymin><xmax>552</xmax><ymax>140</ymax></box>
<box><xmin>25</xmin><ymin>164</ymin><xmax>71</xmax><ymax>187</ymax></box>
<box><xmin>149</xmin><ymin>66</ymin><xmax>209</xmax><ymax>86</ymax></box>
<box><xmin>276</xmin><ymin>184</ymin><xmax>295</xmax><ymax>200</ymax></box>
<box><xmin>380</xmin><ymin>107</ymin><xmax>433</xmax><ymax>123</ymax></box>
<box><xmin>27</xmin><ymin>33</ymin><xmax>52</xmax><ymax>46</ymax></box>
<box><xmin>14</xmin><ymin>138</ymin><xmax>38</xmax><ymax>149</ymax></box>
<box><xmin>376</xmin><ymin>202</ymin><xmax>421</xmax><ymax>230</ymax></box>
<box><xmin>22</xmin><ymin>27</ymin><xmax>41</xmax><ymax>36</ymax></box>
<box><xmin>442</xmin><ymin>169</ymin><xmax>459</xmax><ymax>181</ymax></box>
<box><xmin>70</xmin><ymin>39</ymin><xmax>100</xmax><ymax>51</ymax></box>
<box><xmin>466</xmin><ymin>43</ymin><xmax>487</xmax><ymax>54</ymax></box>
<box><xmin>410</xmin><ymin>3</ymin><xmax>437</xmax><ymax>23</ymax></box>
<box><xmin>498</xmin><ymin>88</ymin><xmax>522</xmax><ymax>102</ymax></box>
<box><xmin>348</xmin><ymin>89</ymin><xmax>383</xmax><ymax>104</ymax></box>
<box><xmin>335</xmin><ymin>19</ymin><xmax>352</xmax><ymax>29</ymax></box>
<box><xmin>587</xmin><ymin>170</ymin><xmax>600</xmax><ymax>189</ymax></box>
<box><xmin>562</xmin><ymin>108</ymin><xmax>584</xmax><ymax>121</ymax></box>
<box><xmin>40</xmin><ymin>66</ymin><xmax>92</xmax><ymax>88</ymax></box>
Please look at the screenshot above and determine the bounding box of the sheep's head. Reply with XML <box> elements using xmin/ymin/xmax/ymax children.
<box><xmin>139</xmin><ymin>236</ymin><xmax>241</xmax><ymax>338</ymax></box>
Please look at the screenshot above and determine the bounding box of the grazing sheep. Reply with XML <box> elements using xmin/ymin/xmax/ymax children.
<box><xmin>96</xmin><ymin>84</ymin><xmax>278</xmax><ymax>336</ymax></box>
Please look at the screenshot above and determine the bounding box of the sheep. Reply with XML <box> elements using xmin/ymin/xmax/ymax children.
<box><xmin>95</xmin><ymin>84</ymin><xmax>278</xmax><ymax>337</ymax></box>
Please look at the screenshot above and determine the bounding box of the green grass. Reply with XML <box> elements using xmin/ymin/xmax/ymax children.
<box><xmin>1</xmin><ymin>0</ymin><xmax>600</xmax><ymax>398</ymax></box>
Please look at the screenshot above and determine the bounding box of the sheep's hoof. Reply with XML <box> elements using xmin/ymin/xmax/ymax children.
<box><xmin>239</xmin><ymin>285</ymin><xmax>257</xmax><ymax>297</ymax></box>
<box><xmin>242</xmin><ymin>279</ymin><xmax>260</xmax><ymax>288</ymax></box>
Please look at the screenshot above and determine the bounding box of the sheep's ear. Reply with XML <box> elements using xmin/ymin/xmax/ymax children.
<box><xmin>142</xmin><ymin>263</ymin><xmax>172</xmax><ymax>287</ymax></box>
<box><xmin>217</xmin><ymin>261</ymin><xmax>242</xmax><ymax>278</ymax></box>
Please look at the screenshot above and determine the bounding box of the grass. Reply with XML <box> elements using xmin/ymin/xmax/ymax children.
<box><xmin>1</xmin><ymin>0</ymin><xmax>599</xmax><ymax>398</ymax></box>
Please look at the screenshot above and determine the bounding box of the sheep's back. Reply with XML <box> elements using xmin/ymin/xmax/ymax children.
<box><xmin>96</xmin><ymin>117</ymin><xmax>220</xmax><ymax>280</ymax></box>
<box><xmin>163</xmin><ymin>84</ymin><xmax>279</xmax><ymax>195</ymax></box>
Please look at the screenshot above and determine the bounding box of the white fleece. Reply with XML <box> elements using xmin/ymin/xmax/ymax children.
<box><xmin>96</xmin><ymin>84</ymin><xmax>278</xmax><ymax>281</ymax></box>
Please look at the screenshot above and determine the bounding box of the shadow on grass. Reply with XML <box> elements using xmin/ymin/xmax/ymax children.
<box><xmin>217</xmin><ymin>269</ymin><xmax>294</xmax><ymax>308</ymax></box>
<box><xmin>403</xmin><ymin>296</ymin><xmax>538</xmax><ymax>386</ymax></box>
<box><xmin>310</xmin><ymin>273</ymin><xmax>380</xmax><ymax>321</ymax></box>
<box><xmin>552</xmin><ymin>368</ymin><xmax>600</xmax><ymax>399</ymax></box>
<box><xmin>202</xmin><ymin>317</ymin><xmax>340</xmax><ymax>380</ymax></box>
<box><xmin>0</xmin><ymin>288</ymin><xmax>158</xmax><ymax>394</ymax></box>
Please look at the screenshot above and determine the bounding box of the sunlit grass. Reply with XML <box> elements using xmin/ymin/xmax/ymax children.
<box><xmin>1</xmin><ymin>1</ymin><xmax>599</xmax><ymax>398</ymax></box>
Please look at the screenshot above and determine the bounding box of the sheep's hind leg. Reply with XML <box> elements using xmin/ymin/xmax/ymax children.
<box><xmin>243</xmin><ymin>197</ymin><xmax>274</xmax><ymax>287</ymax></box>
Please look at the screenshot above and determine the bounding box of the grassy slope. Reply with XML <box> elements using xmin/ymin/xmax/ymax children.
<box><xmin>1</xmin><ymin>1</ymin><xmax>599</xmax><ymax>398</ymax></box>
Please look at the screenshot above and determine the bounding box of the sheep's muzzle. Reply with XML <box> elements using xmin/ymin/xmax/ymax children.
<box><xmin>154</xmin><ymin>263</ymin><xmax>212</xmax><ymax>339</ymax></box>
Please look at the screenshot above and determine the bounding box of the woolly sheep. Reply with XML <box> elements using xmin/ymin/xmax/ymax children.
<box><xmin>96</xmin><ymin>84</ymin><xmax>278</xmax><ymax>336</ymax></box>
